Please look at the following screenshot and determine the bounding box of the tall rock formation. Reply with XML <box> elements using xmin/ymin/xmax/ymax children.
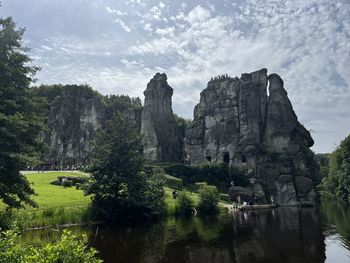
<box><xmin>43</xmin><ymin>85</ymin><xmax>105</xmax><ymax>167</ymax></box>
<box><xmin>33</xmin><ymin>85</ymin><xmax>142</xmax><ymax>168</ymax></box>
<box><xmin>185</xmin><ymin>69</ymin><xmax>317</xmax><ymax>206</ymax></box>
<box><xmin>141</xmin><ymin>73</ymin><xmax>183</xmax><ymax>162</ymax></box>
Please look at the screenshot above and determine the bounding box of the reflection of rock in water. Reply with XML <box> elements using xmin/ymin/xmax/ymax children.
<box><xmin>230</xmin><ymin>207</ymin><xmax>326</xmax><ymax>263</ymax></box>
<box><xmin>87</xmin><ymin>209</ymin><xmax>325</xmax><ymax>263</ymax></box>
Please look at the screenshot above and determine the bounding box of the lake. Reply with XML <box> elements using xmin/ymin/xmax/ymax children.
<box><xmin>23</xmin><ymin>202</ymin><xmax>350</xmax><ymax>263</ymax></box>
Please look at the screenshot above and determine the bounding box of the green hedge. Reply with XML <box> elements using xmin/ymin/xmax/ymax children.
<box><xmin>164</xmin><ymin>164</ymin><xmax>249</xmax><ymax>191</ymax></box>
<box><xmin>161</xmin><ymin>174</ymin><xmax>183</xmax><ymax>189</ymax></box>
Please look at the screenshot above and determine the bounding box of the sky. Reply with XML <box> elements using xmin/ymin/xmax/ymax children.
<box><xmin>1</xmin><ymin>0</ymin><xmax>349</xmax><ymax>153</ymax></box>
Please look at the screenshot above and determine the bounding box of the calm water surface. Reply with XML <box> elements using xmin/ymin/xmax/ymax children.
<box><xmin>23</xmin><ymin>202</ymin><xmax>350</xmax><ymax>263</ymax></box>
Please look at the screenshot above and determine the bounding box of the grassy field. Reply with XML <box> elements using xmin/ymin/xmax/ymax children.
<box><xmin>25</xmin><ymin>172</ymin><xmax>91</xmax><ymax>209</ymax></box>
<box><xmin>0</xmin><ymin>172</ymin><xmax>228</xmax><ymax>229</ymax></box>
<box><xmin>0</xmin><ymin>172</ymin><xmax>92</xmax><ymax>229</ymax></box>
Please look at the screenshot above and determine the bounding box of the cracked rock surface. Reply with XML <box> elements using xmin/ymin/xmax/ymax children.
<box><xmin>185</xmin><ymin>69</ymin><xmax>317</xmax><ymax>205</ymax></box>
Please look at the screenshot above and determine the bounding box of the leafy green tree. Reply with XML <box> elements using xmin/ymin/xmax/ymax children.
<box><xmin>197</xmin><ymin>185</ymin><xmax>220</xmax><ymax>214</ymax></box>
<box><xmin>320</xmin><ymin>134</ymin><xmax>350</xmax><ymax>201</ymax></box>
<box><xmin>0</xmin><ymin>229</ymin><xmax>102</xmax><ymax>263</ymax></box>
<box><xmin>85</xmin><ymin>114</ymin><xmax>165</xmax><ymax>222</ymax></box>
<box><xmin>0</xmin><ymin>17</ymin><xmax>43</xmax><ymax>208</ymax></box>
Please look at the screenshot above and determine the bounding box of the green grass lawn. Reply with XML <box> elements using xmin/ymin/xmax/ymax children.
<box><xmin>25</xmin><ymin>172</ymin><xmax>91</xmax><ymax>209</ymax></box>
<box><xmin>0</xmin><ymin>172</ymin><xmax>92</xmax><ymax>229</ymax></box>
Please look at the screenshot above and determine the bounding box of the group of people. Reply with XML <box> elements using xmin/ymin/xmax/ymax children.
<box><xmin>233</xmin><ymin>194</ymin><xmax>275</xmax><ymax>208</ymax></box>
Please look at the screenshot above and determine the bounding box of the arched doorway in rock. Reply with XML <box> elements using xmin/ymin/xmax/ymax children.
<box><xmin>206</xmin><ymin>156</ymin><xmax>212</xmax><ymax>162</ymax></box>
<box><xmin>223</xmin><ymin>152</ymin><xmax>230</xmax><ymax>164</ymax></box>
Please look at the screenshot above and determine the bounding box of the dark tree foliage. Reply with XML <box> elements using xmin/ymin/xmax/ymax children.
<box><xmin>197</xmin><ymin>185</ymin><xmax>220</xmax><ymax>214</ymax></box>
<box><xmin>105</xmin><ymin>95</ymin><xmax>142</xmax><ymax>120</ymax></box>
<box><xmin>314</xmin><ymin>153</ymin><xmax>330</xmax><ymax>184</ymax></box>
<box><xmin>85</xmin><ymin>114</ymin><xmax>165</xmax><ymax>222</ymax></box>
<box><xmin>320</xmin><ymin>134</ymin><xmax>350</xmax><ymax>201</ymax></box>
<box><xmin>0</xmin><ymin>17</ymin><xmax>44</xmax><ymax>208</ymax></box>
<box><xmin>173</xmin><ymin>114</ymin><xmax>191</xmax><ymax>139</ymax></box>
<box><xmin>164</xmin><ymin>163</ymin><xmax>248</xmax><ymax>192</ymax></box>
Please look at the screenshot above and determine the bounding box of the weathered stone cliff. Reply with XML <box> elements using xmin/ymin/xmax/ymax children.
<box><xmin>185</xmin><ymin>69</ymin><xmax>316</xmax><ymax>205</ymax></box>
<box><xmin>42</xmin><ymin>85</ymin><xmax>105</xmax><ymax>167</ymax></box>
<box><xmin>34</xmin><ymin>85</ymin><xmax>142</xmax><ymax>167</ymax></box>
<box><xmin>141</xmin><ymin>73</ymin><xmax>183</xmax><ymax>162</ymax></box>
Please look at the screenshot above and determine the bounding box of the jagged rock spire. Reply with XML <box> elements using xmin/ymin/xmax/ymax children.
<box><xmin>141</xmin><ymin>73</ymin><xmax>183</xmax><ymax>162</ymax></box>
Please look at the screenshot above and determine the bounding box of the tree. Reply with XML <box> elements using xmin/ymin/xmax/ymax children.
<box><xmin>197</xmin><ymin>184</ymin><xmax>220</xmax><ymax>214</ymax></box>
<box><xmin>0</xmin><ymin>17</ymin><xmax>43</xmax><ymax>208</ymax></box>
<box><xmin>176</xmin><ymin>191</ymin><xmax>194</xmax><ymax>215</ymax></box>
<box><xmin>320</xmin><ymin>134</ymin><xmax>350</xmax><ymax>201</ymax></box>
<box><xmin>85</xmin><ymin>114</ymin><xmax>165</xmax><ymax>222</ymax></box>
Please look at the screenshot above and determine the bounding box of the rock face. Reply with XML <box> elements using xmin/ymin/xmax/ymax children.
<box><xmin>43</xmin><ymin>86</ymin><xmax>105</xmax><ymax>167</ymax></box>
<box><xmin>36</xmin><ymin>85</ymin><xmax>142</xmax><ymax>168</ymax></box>
<box><xmin>141</xmin><ymin>73</ymin><xmax>183</xmax><ymax>162</ymax></box>
<box><xmin>185</xmin><ymin>69</ymin><xmax>316</xmax><ymax>205</ymax></box>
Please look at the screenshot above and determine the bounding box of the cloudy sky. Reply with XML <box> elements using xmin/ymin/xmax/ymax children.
<box><xmin>1</xmin><ymin>0</ymin><xmax>349</xmax><ymax>153</ymax></box>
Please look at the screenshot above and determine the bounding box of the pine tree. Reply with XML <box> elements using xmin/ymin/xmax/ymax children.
<box><xmin>0</xmin><ymin>17</ymin><xmax>43</xmax><ymax>208</ymax></box>
<box><xmin>86</xmin><ymin>114</ymin><xmax>165</xmax><ymax>221</ymax></box>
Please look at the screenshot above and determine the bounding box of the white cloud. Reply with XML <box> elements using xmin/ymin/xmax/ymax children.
<box><xmin>106</xmin><ymin>6</ymin><xmax>127</xmax><ymax>16</ymax></box>
<box><xmin>180</xmin><ymin>3</ymin><xmax>187</xmax><ymax>10</ymax></box>
<box><xmin>185</xmin><ymin>5</ymin><xmax>211</xmax><ymax>24</ymax></box>
<box><xmin>155</xmin><ymin>26</ymin><xmax>175</xmax><ymax>36</ymax></box>
<box><xmin>113</xmin><ymin>18</ymin><xmax>131</xmax><ymax>32</ymax></box>
<box><xmin>142</xmin><ymin>22</ymin><xmax>152</xmax><ymax>32</ymax></box>
<box><xmin>150</xmin><ymin>6</ymin><xmax>162</xmax><ymax>20</ymax></box>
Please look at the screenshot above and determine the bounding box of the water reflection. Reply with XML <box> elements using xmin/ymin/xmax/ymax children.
<box><xmin>88</xmin><ymin>207</ymin><xmax>325</xmax><ymax>263</ymax></box>
<box><xmin>230</xmin><ymin>208</ymin><xmax>325</xmax><ymax>263</ymax></box>
<box><xmin>21</xmin><ymin>203</ymin><xmax>350</xmax><ymax>263</ymax></box>
<box><xmin>320</xmin><ymin>202</ymin><xmax>350</xmax><ymax>262</ymax></box>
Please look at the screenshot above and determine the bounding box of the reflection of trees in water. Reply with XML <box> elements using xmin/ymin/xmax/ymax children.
<box><xmin>320</xmin><ymin>201</ymin><xmax>350</xmax><ymax>249</ymax></box>
<box><xmin>87</xmin><ymin>208</ymin><xmax>326</xmax><ymax>263</ymax></box>
<box><xmin>88</xmin><ymin>215</ymin><xmax>234</xmax><ymax>263</ymax></box>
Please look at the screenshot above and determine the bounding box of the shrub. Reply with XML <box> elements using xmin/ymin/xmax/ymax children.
<box><xmin>194</xmin><ymin>182</ymin><xmax>207</xmax><ymax>189</ymax></box>
<box><xmin>51</xmin><ymin>176</ymin><xmax>88</xmax><ymax>187</ymax></box>
<box><xmin>161</xmin><ymin>174</ymin><xmax>183</xmax><ymax>189</ymax></box>
<box><xmin>150</xmin><ymin>166</ymin><xmax>183</xmax><ymax>189</ymax></box>
<box><xmin>0</xmin><ymin>229</ymin><xmax>102</xmax><ymax>263</ymax></box>
<box><xmin>197</xmin><ymin>185</ymin><xmax>220</xmax><ymax>214</ymax></box>
<box><xmin>0</xmin><ymin>210</ymin><xmax>13</xmax><ymax>231</ymax></box>
<box><xmin>176</xmin><ymin>191</ymin><xmax>194</xmax><ymax>215</ymax></box>
<box><xmin>164</xmin><ymin>164</ymin><xmax>196</xmax><ymax>183</ymax></box>
<box><xmin>219</xmin><ymin>193</ymin><xmax>230</xmax><ymax>203</ymax></box>
<box><xmin>62</xmin><ymin>180</ymin><xmax>73</xmax><ymax>187</ymax></box>
<box><xmin>164</xmin><ymin>164</ymin><xmax>248</xmax><ymax>191</ymax></box>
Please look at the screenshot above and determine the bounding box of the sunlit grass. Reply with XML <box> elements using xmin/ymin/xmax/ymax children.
<box><xmin>25</xmin><ymin>172</ymin><xmax>91</xmax><ymax>209</ymax></box>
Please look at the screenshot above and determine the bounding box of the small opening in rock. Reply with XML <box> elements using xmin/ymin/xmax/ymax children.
<box><xmin>241</xmin><ymin>155</ymin><xmax>247</xmax><ymax>163</ymax></box>
<box><xmin>206</xmin><ymin>156</ymin><xmax>212</xmax><ymax>162</ymax></box>
<box><xmin>223</xmin><ymin>152</ymin><xmax>230</xmax><ymax>164</ymax></box>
